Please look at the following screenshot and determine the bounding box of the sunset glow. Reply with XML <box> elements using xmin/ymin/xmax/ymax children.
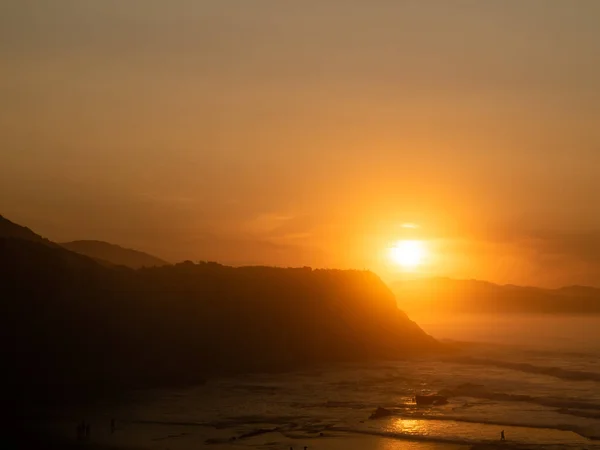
<box><xmin>1</xmin><ymin>1</ymin><xmax>599</xmax><ymax>288</ymax></box>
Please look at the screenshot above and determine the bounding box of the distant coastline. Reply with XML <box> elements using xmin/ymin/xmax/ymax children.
<box><xmin>393</xmin><ymin>277</ymin><xmax>600</xmax><ymax>316</ymax></box>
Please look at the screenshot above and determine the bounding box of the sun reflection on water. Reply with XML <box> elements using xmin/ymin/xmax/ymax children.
<box><xmin>389</xmin><ymin>418</ymin><xmax>427</xmax><ymax>435</ymax></box>
<box><xmin>375</xmin><ymin>417</ymin><xmax>590</xmax><ymax>446</ymax></box>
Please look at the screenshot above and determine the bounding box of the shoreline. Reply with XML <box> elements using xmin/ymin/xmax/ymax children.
<box><xmin>14</xmin><ymin>420</ymin><xmax>595</xmax><ymax>450</ymax></box>
<box><xmin>13</xmin><ymin>433</ymin><xmax>585</xmax><ymax>450</ymax></box>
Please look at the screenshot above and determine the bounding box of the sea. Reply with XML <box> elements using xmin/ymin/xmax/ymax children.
<box><xmin>42</xmin><ymin>315</ymin><xmax>600</xmax><ymax>450</ymax></box>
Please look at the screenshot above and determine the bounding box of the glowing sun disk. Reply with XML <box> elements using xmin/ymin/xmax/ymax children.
<box><xmin>390</xmin><ymin>240</ymin><xmax>426</xmax><ymax>269</ymax></box>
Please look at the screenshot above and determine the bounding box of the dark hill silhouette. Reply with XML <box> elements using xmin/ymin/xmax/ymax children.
<box><xmin>1</xmin><ymin>216</ymin><xmax>441</xmax><ymax>406</ymax></box>
<box><xmin>61</xmin><ymin>240</ymin><xmax>169</xmax><ymax>269</ymax></box>
<box><xmin>393</xmin><ymin>277</ymin><xmax>600</xmax><ymax>316</ymax></box>
<box><xmin>0</xmin><ymin>214</ymin><xmax>57</xmax><ymax>246</ymax></box>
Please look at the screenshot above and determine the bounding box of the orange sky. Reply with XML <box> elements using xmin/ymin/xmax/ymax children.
<box><xmin>2</xmin><ymin>1</ymin><xmax>600</xmax><ymax>287</ymax></box>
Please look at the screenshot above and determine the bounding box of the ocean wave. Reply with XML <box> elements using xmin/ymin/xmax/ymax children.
<box><xmin>438</xmin><ymin>382</ymin><xmax>600</xmax><ymax>412</ymax></box>
<box><xmin>448</xmin><ymin>356</ymin><xmax>600</xmax><ymax>382</ymax></box>
<box><xmin>558</xmin><ymin>408</ymin><xmax>600</xmax><ymax>420</ymax></box>
<box><xmin>318</xmin><ymin>400</ymin><xmax>369</xmax><ymax>409</ymax></box>
<box><xmin>131</xmin><ymin>414</ymin><xmax>311</xmax><ymax>429</ymax></box>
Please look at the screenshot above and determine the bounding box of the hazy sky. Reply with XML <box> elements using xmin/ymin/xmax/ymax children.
<box><xmin>2</xmin><ymin>1</ymin><xmax>600</xmax><ymax>286</ymax></box>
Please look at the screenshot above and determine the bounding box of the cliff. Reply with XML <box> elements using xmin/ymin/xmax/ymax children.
<box><xmin>1</xmin><ymin>216</ymin><xmax>441</xmax><ymax>404</ymax></box>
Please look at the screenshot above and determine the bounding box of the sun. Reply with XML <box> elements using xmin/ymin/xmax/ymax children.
<box><xmin>389</xmin><ymin>240</ymin><xmax>426</xmax><ymax>269</ymax></box>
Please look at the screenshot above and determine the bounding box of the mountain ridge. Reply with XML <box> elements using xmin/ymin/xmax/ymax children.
<box><xmin>393</xmin><ymin>277</ymin><xmax>600</xmax><ymax>316</ymax></box>
<box><xmin>61</xmin><ymin>239</ymin><xmax>169</xmax><ymax>269</ymax></box>
<box><xmin>0</xmin><ymin>214</ymin><xmax>57</xmax><ymax>247</ymax></box>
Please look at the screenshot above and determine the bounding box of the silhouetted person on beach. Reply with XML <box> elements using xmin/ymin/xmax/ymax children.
<box><xmin>85</xmin><ymin>423</ymin><xmax>91</xmax><ymax>440</ymax></box>
<box><xmin>111</xmin><ymin>418</ymin><xmax>116</xmax><ymax>434</ymax></box>
<box><xmin>501</xmin><ymin>430</ymin><xmax>505</xmax><ymax>440</ymax></box>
